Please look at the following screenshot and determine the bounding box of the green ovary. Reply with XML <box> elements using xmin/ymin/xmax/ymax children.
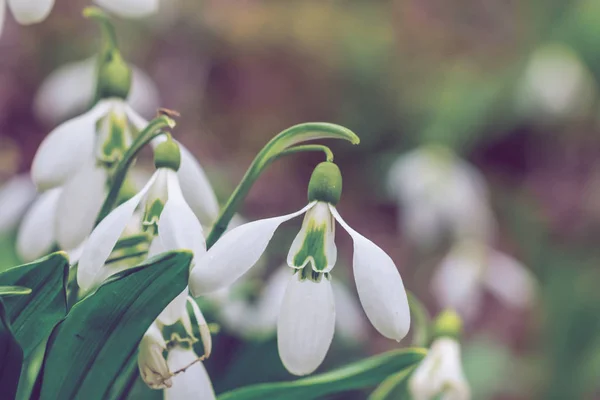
<box><xmin>293</xmin><ymin>221</ymin><xmax>329</xmax><ymax>271</ymax></box>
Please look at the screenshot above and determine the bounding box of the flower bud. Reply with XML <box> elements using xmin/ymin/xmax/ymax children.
<box><xmin>432</xmin><ymin>309</ymin><xmax>463</xmax><ymax>340</ymax></box>
<box><xmin>154</xmin><ymin>135</ymin><xmax>181</xmax><ymax>171</ymax></box>
<box><xmin>307</xmin><ymin>162</ymin><xmax>342</xmax><ymax>205</ymax></box>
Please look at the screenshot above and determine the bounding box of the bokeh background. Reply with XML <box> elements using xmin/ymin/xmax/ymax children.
<box><xmin>2</xmin><ymin>0</ymin><xmax>600</xmax><ymax>399</ymax></box>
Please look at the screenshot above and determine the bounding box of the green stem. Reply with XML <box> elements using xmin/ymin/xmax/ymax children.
<box><xmin>95</xmin><ymin>115</ymin><xmax>175</xmax><ymax>226</ymax></box>
<box><xmin>205</xmin><ymin>122</ymin><xmax>359</xmax><ymax>249</ymax></box>
<box><xmin>407</xmin><ymin>291</ymin><xmax>431</xmax><ymax>347</ymax></box>
<box><xmin>274</xmin><ymin>144</ymin><xmax>334</xmax><ymax>162</ymax></box>
<box><xmin>83</xmin><ymin>7</ymin><xmax>118</xmax><ymax>49</ymax></box>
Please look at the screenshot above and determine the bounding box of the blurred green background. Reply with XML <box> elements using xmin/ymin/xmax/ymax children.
<box><xmin>2</xmin><ymin>0</ymin><xmax>600</xmax><ymax>399</ymax></box>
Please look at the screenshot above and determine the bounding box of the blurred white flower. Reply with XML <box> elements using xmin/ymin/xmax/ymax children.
<box><xmin>94</xmin><ymin>0</ymin><xmax>159</xmax><ymax>19</ymax></box>
<box><xmin>409</xmin><ymin>337</ymin><xmax>470</xmax><ymax>400</ymax></box>
<box><xmin>432</xmin><ymin>239</ymin><xmax>536</xmax><ymax>322</ymax></box>
<box><xmin>517</xmin><ymin>44</ymin><xmax>595</xmax><ymax>120</ymax></box>
<box><xmin>0</xmin><ymin>0</ymin><xmax>54</xmax><ymax>36</ymax></box>
<box><xmin>387</xmin><ymin>145</ymin><xmax>495</xmax><ymax>250</ymax></box>
<box><xmin>164</xmin><ymin>346</ymin><xmax>215</xmax><ymax>400</ymax></box>
<box><xmin>190</xmin><ymin>197</ymin><xmax>410</xmax><ymax>375</ymax></box>
<box><xmin>34</xmin><ymin>57</ymin><xmax>160</xmax><ymax>125</ymax></box>
<box><xmin>0</xmin><ymin>174</ymin><xmax>36</xmax><ymax>234</ymax></box>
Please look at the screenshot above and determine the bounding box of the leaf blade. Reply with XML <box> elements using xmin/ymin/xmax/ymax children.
<box><xmin>217</xmin><ymin>348</ymin><xmax>426</xmax><ymax>400</ymax></box>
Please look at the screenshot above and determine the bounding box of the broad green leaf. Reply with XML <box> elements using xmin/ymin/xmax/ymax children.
<box><xmin>0</xmin><ymin>286</ymin><xmax>32</xmax><ymax>296</ymax></box>
<box><xmin>0</xmin><ymin>252</ymin><xmax>69</xmax><ymax>358</ymax></box>
<box><xmin>0</xmin><ymin>300</ymin><xmax>23</xmax><ymax>399</ymax></box>
<box><xmin>37</xmin><ymin>251</ymin><xmax>193</xmax><ymax>400</ymax></box>
<box><xmin>218</xmin><ymin>348</ymin><xmax>426</xmax><ymax>400</ymax></box>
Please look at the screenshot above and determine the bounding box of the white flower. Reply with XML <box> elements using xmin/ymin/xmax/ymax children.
<box><xmin>387</xmin><ymin>146</ymin><xmax>495</xmax><ymax>249</ymax></box>
<box><xmin>190</xmin><ymin>200</ymin><xmax>410</xmax><ymax>375</ymax></box>
<box><xmin>517</xmin><ymin>44</ymin><xmax>595</xmax><ymax>120</ymax></box>
<box><xmin>409</xmin><ymin>337</ymin><xmax>470</xmax><ymax>400</ymax></box>
<box><xmin>138</xmin><ymin>322</ymin><xmax>172</xmax><ymax>389</ymax></box>
<box><xmin>0</xmin><ymin>0</ymin><xmax>54</xmax><ymax>36</ymax></box>
<box><xmin>31</xmin><ymin>99</ymin><xmax>141</xmax><ymax>250</ymax></box>
<box><xmin>139</xmin><ymin>298</ymin><xmax>214</xmax><ymax>399</ymax></box>
<box><xmin>34</xmin><ymin>57</ymin><xmax>160</xmax><ymax>125</ymax></box>
<box><xmin>432</xmin><ymin>239</ymin><xmax>536</xmax><ymax>322</ymax></box>
<box><xmin>0</xmin><ymin>174</ymin><xmax>36</xmax><ymax>234</ymax></box>
<box><xmin>77</xmin><ymin>162</ymin><xmax>205</xmax><ymax>291</ymax></box>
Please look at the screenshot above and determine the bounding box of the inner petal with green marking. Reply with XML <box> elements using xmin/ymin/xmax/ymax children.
<box><xmin>96</xmin><ymin>107</ymin><xmax>132</xmax><ymax>168</ymax></box>
<box><xmin>287</xmin><ymin>202</ymin><xmax>337</xmax><ymax>273</ymax></box>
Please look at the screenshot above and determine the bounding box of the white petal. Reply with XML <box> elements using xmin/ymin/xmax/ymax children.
<box><xmin>331</xmin><ymin>280</ymin><xmax>368</xmax><ymax>342</ymax></box>
<box><xmin>165</xmin><ymin>347</ymin><xmax>215</xmax><ymax>400</ymax></box>
<box><xmin>31</xmin><ymin>100</ymin><xmax>112</xmax><ymax>190</ymax></box>
<box><xmin>16</xmin><ymin>188</ymin><xmax>60</xmax><ymax>262</ymax></box>
<box><xmin>183</xmin><ymin>296</ymin><xmax>212</xmax><ymax>358</ymax></box>
<box><xmin>94</xmin><ymin>0</ymin><xmax>159</xmax><ymax>18</ymax></box>
<box><xmin>0</xmin><ymin>175</ymin><xmax>36</xmax><ymax>233</ymax></box>
<box><xmin>330</xmin><ymin>205</ymin><xmax>410</xmax><ymax>341</ymax></box>
<box><xmin>7</xmin><ymin>0</ymin><xmax>54</xmax><ymax>24</ymax></box>
<box><xmin>158</xmin><ymin>170</ymin><xmax>206</xmax><ymax>258</ymax></box>
<box><xmin>287</xmin><ymin>202</ymin><xmax>337</xmax><ymax>273</ymax></box>
<box><xmin>189</xmin><ymin>203</ymin><xmax>314</xmax><ymax>296</ymax></box>
<box><xmin>55</xmin><ymin>161</ymin><xmax>107</xmax><ymax>251</ymax></box>
<box><xmin>157</xmin><ymin>289</ymin><xmax>188</xmax><ymax>326</ymax></box>
<box><xmin>483</xmin><ymin>251</ymin><xmax>536</xmax><ymax>309</ymax></box>
<box><xmin>77</xmin><ymin>173</ymin><xmax>157</xmax><ymax>291</ymax></box>
<box><xmin>277</xmin><ymin>274</ymin><xmax>335</xmax><ymax>376</ymax></box>
<box><xmin>128</xmin><ymin>66</ymin><xmax>160</xmax><ymax>120</ymax></box>
<box><xmin>431</xmin><ymin>241</ymin><xmax>485</xmax><ymax>321</ymax></box>
<box><xmin>33</xmin><ymin>58</ymin><xmax>95</xmax><ymax>124</ymax></box>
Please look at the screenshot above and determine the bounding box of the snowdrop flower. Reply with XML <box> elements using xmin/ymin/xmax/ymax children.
<box><xmin>77</xmin><ymin>136</ymin><xmax>205</xmax><ymax>292</ymax></box>
<box><xmin>0</xmin><ymin>0</ymin><xmax>54</xmax><ymax>36</ymax></box>
<box><xmin>387</xmin><ymin>145</ymin><xmax>495</xmax><ymax>250</ymax></box>
<box><xmin>139</xmin><ymin>297</ymin><xmax>214</xmax><ymax>399</ymax></box>
<box><xmin>517</xmin><ymin>44</ymin><xmax>595</xmax><ymax>120</ymax></box>
<box><xmin>0</xmin><ymin>174</ymin><xmax>36</xmax><ymax>234</ymax></box>
<box><xmin>191</xmin><ymin>161</ymin><xmax>410</xmax><ymax>375</ymax></box>
<box><xmin>34</xmin><ymin>57</ymin><xmax>160</xmax><ymax>125</ymax></box>
<box><xmin>409</xmin><ymin>311</ymin><xmax>470</xmax><ymax>400</ymax></box>
<box><xmin>432</xmin><ymin>239</ymin><xmax>536</xmax><ymax>322</ymax></box>
<box><xmin>94</xmin><ymin>0</ymin><xmax>159</xmax><ymax>19</ymax></box>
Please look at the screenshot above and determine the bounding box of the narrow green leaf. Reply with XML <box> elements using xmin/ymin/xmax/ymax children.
<box><xmin>0</xmin><ymin>300</ymin><xmax>23</xmax><ymax>399</ymax></box>
<box><xmin>368</xmin><ymin>365</ymin><xmax>416</xmax><ymax>400</ymax></box>
<box><xmin>37</xmin><ymin>251</ymin><xmax>193</xmax><ymax>400</ymax></box>
<box><xmin>0</xmin><ymin>286</ymin><xmax>32</xmax><ymax>296</ymax></box>
<box><xmin>0</xmin><ymin>252</ymin><xmax>69</xmax><ymax>358</ymax></box>
<box><xmin>217</xmin><ymin>348</ymin><xmax>426</xmax><ymax>400</ymax></box>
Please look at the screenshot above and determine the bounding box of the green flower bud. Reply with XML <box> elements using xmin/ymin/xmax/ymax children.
<box><xmin>95</xmin><ymin>50</ymin><xmax>132</xmax><ymax>100</ymax></box>
<box><xmin>154</xmin><ymin>136</ymin><xmax>181</xmax><ymax>171</ymax></box>
<box><xmin>432</xmin><ymin>309</ymin><xmax>463</xmax><ymax>341</ymax></box>
<box><xmin>307</xmin><ymin>162</ymin><xmax>342</xmax><ymax>205</ymax></box>
<box><xmin>84</xmin><ymin>7</ymin><xmax>132</xmax><ymax>100</ymax></box>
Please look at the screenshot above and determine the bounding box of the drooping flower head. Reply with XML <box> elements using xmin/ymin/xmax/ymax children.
<box><xmin>409</xmin><ymin>310</ymin><xmax>470</xmax><ymax>400</ymax></box>
<box><xmin>77</xmin><ymin>135</ymin><xmax>205</xmax><ymax>293</ymax></box>
<box><xmin>190</xmin><ymin>161</ymin><xmax>411</xmax><ymax>375</ymax></box>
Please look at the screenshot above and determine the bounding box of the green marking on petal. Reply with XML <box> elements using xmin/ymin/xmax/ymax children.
<box><xmin>143</xmin><ymin>199</ymin><xmax>165</xmax><ymax>235</ymax></box>
<box><xmin>293</xmin><ymin>220</ymin><xmax>330</xmax><ymax>272</ymax></box>
<box><xmin>98</xmin><ymin>112</ymin><xmax>130</xmax><ymax>168</ymax></box>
